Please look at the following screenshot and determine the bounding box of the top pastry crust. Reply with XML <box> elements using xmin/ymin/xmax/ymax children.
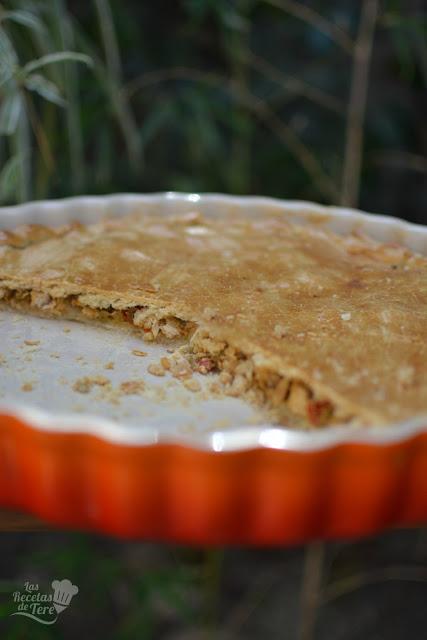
<box><xmin>0</xmin><ymin>210</ymin><xmax>426</xmax><ymax>426</ymax></box>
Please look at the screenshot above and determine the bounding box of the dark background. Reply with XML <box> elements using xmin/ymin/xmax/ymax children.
<box><xmin>0</xmin><ymin>1</ymin><xmax>426</xmax><ymax>638</ymax></box>
<box><xmin>0</xmin><ymin>0</ymin><xmax>426</xmax><ymax>221</ymax></box>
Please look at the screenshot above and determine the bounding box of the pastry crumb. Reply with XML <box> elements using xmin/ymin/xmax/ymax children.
<box><xmin>104</xmin><ymin>361</ymin><xmax>115</xmax><ymax>370</ymax></box>
<box><xmin>24</xmin><ymin>339</ymin><xmax>40</xmax><ymax>346</ymax></box>
<box><xmin>120</xmin><ymin>379</ymin><xmax>145</xmax><ymax>395</ymax></box>
<box><xmin>132</xmin><ymin>349</ymin><xmax>148</xmax><ymax>357</ymax></box>
<box><xmin>147</xmin><ymin>363</ymin><xmax>165</xmax><ymax>377</ymax></box>
<box><xmin>73</xmin><ymin>379</ymin><xmax>91</xmax><ymax>393</ymax></box>
<box><xmin>63</xmin><ymin>327</ymin><xmax>71</xmax><ymax>333</ymax></box>
<box><xmin>160</xmin><ymin>357</ymin><xmax>170</xmax><ymax>370</ymax></box>
<box><xmin>183</xmin><ymin>378</ymin><xmax>201</xmax><ymax>392</ymax></box>
<box><xmin>72</xmin><ymin>375</ymin><xmax>110</xmax><ymax>394</ymax></box>
<box><xmin>170</xmin><ymin>358</ymin><xmax>192</xmax><ymax>379</ymax></box>
<box><xmin>144</xmin><ymin>386</ymin><xmax>166</xmax><ymax>401</ymax></box>
<box><xmin>21</xmin><ymin>382</ymin><xmax>34</xmax><ymax>392</ymax></box>
<box><xmin>92</xmin><ymin>375</ymin><xmax>110</xmax><ymax>386</ymax></box>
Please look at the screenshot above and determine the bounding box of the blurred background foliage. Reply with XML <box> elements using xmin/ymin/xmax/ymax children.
<box><xmin>0</xmin><ymin>2</ymin><xmax>427</xmax><ymax>638</ymax></box>
<box><xmin>1</xmin><ymin>529</ymin><xmax>427</xmax><ymax>639</ymax></box>
<box><xmin>0</xmin><ymin>0</ymin><xmax>425</xmax><ymax>222</ymax></box>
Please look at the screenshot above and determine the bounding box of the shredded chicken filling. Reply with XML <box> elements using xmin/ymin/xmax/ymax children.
<box><xmin>185</xmin><ymin>330</ymin><xmax>352</xmax><ymax>427</ymax></box>
<box><xmin>0</xmin><ymin>287</ymin><xmax>193</xmax><ymax>342</ymax></box>
<box><xmin>0</xmin><ymin>286</ymin><xmax>352</xmax><ymax>427</ymax></box>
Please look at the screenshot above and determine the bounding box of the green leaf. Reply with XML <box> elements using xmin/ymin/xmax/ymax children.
<box><xmin>0</xmin><ymin>153</ymin><xmax>21</xmax><ymax>201</ymax></box>
<box><xmin>216</xmin><ymin>3</ymin><xmax>248</xmax><ymax>31</ymax></box>
<box><xmin>1</xmin><ymin>10</ymin><xmax>46</xmax><ymax>34</ymax></box>
<box><xmin>183</xmin><ymin>0</ymin><xmax>220</xmax><ymax>21</ymax></box>
<box><xmin>0</xmin><ymin>92</ymin><xmax>22</xmax><ymax>135</ymax></box>
<box><xmin>0</xmin><ymin>27</ymin><xmax>18</xmax><ymax>87</ymax></box>
<box><xmin>140</xmin><ymin>102</ymin><xmax>174</xmax><ymax>146</ymax></box>
<box><xmin>25</xmin><ymin>73</ymin><xmax>66</xmax><ymax>106</ymax></box>
<box><xmin>23</xmin><ymin>51</ymin><xmax>93</xmax><ymax>75</ymax></box>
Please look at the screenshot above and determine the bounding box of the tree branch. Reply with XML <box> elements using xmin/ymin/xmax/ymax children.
<box><xmin>263</xmin><ymin>0</ymin><xmax>354</xmax><ymax>54</ymax></box>
<box><xmin>123</xmin><ymin>67</ymin><xmax>339</xmax><ymax>201</ymax></box>
<box><xmin>340</xmin><ymin>0</ymin><xmax>378</xmax><ymax>207</ymax></box>
<box><xmin>248</xmin><ymin>51</ymin><xmax>345</xmax><ymax>114</ymax></box>
<box><xmin>322</xmin><ymin>565</ymin><xmax>427</xmax><ymax>605</ymax></box>
<box><xmin>371</xmin><ymin>150</ymin><xmax>427</xmax><ymax>174</ymax></box>
<box><xmin>299</xmin><ymin>543</ymin><xmax>325</xmax><ymax>640</ymax></box>
<box><xmin>94</xmin><ymin>0</ymin><xmax>142</xmax><ymax>170</ymax></box>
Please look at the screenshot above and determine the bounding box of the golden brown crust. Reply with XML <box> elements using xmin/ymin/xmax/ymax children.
<box><xmin>0</xmin><ymin>210</ymin><xmax>426</xmax><ymax>426</ymax></box>
<box><xmin>0</xmin><ymin>222</ymin><xmax>83</xmax><ymax>249</ymax></box>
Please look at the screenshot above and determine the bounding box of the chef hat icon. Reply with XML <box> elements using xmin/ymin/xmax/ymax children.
<box><xmin>51</xmin><ymin>579</ymin><xmax>79</xmax><ymax>614</ymax></box>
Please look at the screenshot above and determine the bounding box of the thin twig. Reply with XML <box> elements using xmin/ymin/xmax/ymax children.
<box><xmin>322</xmin><ymin>565</ymin><xmax>427</xmax><ymax>605</ymax></box>
<box><xmin>93</xmin><ymin>0</ymin><xmax>121</xmax><ymax>81</ymax></box>
<box><xmin>340</xmin><ymin>0</ymin><xmax>378</xmax><ymax>207</ymax></box>
<box><xmin>53</xmin><ymin>0</ymin><xmax>85</xmax><ymax>193</ymax></box>
<box><xmin>123</xmin><ymin>67</ymin><xmax>339</xmax><ymax>201</ymax></box>
<box><xmin>123</xmin><ymin>66</ymin><xmax>220</xmax><ymax>99</ymax></box>
<box><xmin>229</xmin><ymin>0</ymin><xmax>251</xmax><ymax>193</ymax></box>
<box><xmin>299</xmin><ymin>543</ymin><xmax>325</xmax><ymax>640</ymax></box>
<box><xmin>415</xmin><ymin>527</ymin><xmax>427</xmax><ymax>561</ymax></box>
<box><xmin>93</xmin><ymin>0</ymin><xmax>142</xmax><ymax>170</ymax></box>
<box><xmin>371</xmin><ymin>150</ymin><xmax>427</xmax><ymax>174</ymax></box>
<box><xmin>35</xmin><ymin>101</ymin><xmax>56</xmax><ymax>199</ymax></box>
<box><xmin>263</xmin><ymin>0</ymin><xmax>354</xmax><ymax>54</ymax></box>
<box><xmin>412</xmin><ymin>21</ymin><xmax>427</xmax><ymax>87</ymax></box>
<box><xmin>247</xmin><ymin>97</ymin><xmax>339</xmax><ymax>200</ymax></box>
<box><xmin>202</xmin><ymin>549</ymin><xmax>224</xmax><ymax>629</ymax></box>
<box><xmin>225</xmin><ymin>564</ymin><xmax>287</xmax><ymax>633</ymax></box>
<box><xmin>24</xmin><ymin>91</ymin><xmax>54</xmax><ymax>171</ymax></box>
<box><xmin>248</xmin><ymin>51</ymin><xmax>345</xmax><ymax>115</ymax></box>
<box><xmin>11</xmin><ymin>94</ymin><xmax>31</xmax><ymax>202</ymax></box>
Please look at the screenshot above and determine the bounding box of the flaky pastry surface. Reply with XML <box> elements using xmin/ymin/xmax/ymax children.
<box><xmin>0</xmin><ymin>210</ymin><xmax>426</xmax><ymax>426</ymax></box>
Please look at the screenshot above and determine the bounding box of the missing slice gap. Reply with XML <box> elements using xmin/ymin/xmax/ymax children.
<box><xmin>0</xmin><ymin>285</ymin><xmax>355</xmax><ymax>427</ymax></box>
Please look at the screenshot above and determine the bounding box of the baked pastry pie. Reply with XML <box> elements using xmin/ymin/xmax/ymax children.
<box><xmin>0</xmin><ymin>210</ymin><xmax>426</xmax><ymax>428</ymax></box>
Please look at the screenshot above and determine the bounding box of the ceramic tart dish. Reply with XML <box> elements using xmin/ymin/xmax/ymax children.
<box><xmin>0</xmin><ymin>193</ymin><xmax>426</xmax><ymax>545</ymax></box>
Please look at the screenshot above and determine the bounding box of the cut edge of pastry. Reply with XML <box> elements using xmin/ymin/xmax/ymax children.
<box><xmin>0</xmin><ymin>283</ymin><xmax>378</xmax><ymax>428</ymax></box>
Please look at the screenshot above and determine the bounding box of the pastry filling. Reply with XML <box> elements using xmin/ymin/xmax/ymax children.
<box><xmin>0</xmin><ymin>286</ymin><xmax>354</xmax><ymax>427</ymax></box>
<box><xmin>185</xmin><ymin>329</ymin><xmax>353</xmax><ymax>427</ymax></box>
<box><xmin>0</xmin><ymin>287</ymin><xmax>194</xmax><ymax>342</ymax></box>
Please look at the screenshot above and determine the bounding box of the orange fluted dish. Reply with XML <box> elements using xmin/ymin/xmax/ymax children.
<box><xmin>0</xmin><ymin>193</ymin><xmax>426</xmax><ymax>544</ymax></box>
